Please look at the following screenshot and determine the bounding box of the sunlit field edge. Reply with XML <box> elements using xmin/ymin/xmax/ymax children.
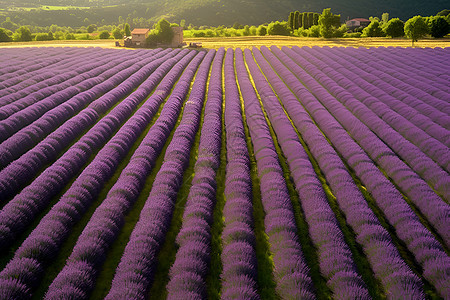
<box><xmin>0</xmin><ymin>35</ymin><xmax>449</xmax><ymax>49</ymax></box>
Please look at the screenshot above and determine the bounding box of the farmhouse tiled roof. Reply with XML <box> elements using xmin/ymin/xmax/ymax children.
<box><xmin>131</xmin><ymin>28</ymin><xmax>150</xmax><ymax>35</ymax></box>
<box><xmin>351</xmin><ymin>18</ymin><xmax>370</xmax><ymax>22</ymax></box>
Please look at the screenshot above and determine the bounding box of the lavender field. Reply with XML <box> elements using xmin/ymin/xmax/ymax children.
<box><xmin>0</xmin><ymin>45</ymin><xmax>448</xmax><ymax>300</ymax></box>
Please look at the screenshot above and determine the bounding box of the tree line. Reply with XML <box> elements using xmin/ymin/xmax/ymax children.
<box><xmin>288</xmin><ymin>11</ymin><xmax>340</xmax><ymax>30</ymax></box>
<box><xmin>284</xmin><ymin>8</ymin><xmax>449</xmax><ymax>45</ymax></box>
<box><xmin>0</xmin><ymin>20</ymin><xmax>133</xmax><ymax>42</ymax></box>
<box><xmin>0</xmin><ymin>8</ymin><xmax>449</xmax><ymax>45</ymax></box>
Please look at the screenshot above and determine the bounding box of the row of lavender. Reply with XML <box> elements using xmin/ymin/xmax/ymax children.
<box><xmin>0</xmin><ymin>45</ymin><xmax>448</xmax><ymax>299</ymax></box>
<box><xmin>256</xmin><ymin>46</ymin><xmax>449</xmax><ymax>298</ymax></box>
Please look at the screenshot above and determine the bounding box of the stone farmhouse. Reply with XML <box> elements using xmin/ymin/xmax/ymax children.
<box><xmin>345</xmin><ymin>18</ymin><xmax>371</xmax><ymax>30</ymax></box>
<box><xmin>124</xmin><ymin>27</ymin><xmax>184</xmax><ymax>48</ymax></box>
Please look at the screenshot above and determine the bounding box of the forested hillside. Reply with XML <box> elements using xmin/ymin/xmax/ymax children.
<box><xmin>0</xmin><ymin>0</ymin><xmax>449</xmax><ymax>27</ymax></box>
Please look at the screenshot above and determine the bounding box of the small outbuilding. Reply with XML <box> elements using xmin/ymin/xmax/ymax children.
<box><xmin>131</xmin><ymin>28</ymin><xmax>150</xmax><ymax>46</ymax></box>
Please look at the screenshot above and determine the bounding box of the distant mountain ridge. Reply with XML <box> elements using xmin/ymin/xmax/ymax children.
<box><xmin>1</xmin><ymin>0</ymin><xmax>448</xmax><ymax>27</ymax></box>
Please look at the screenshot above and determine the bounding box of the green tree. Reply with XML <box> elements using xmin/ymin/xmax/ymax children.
<box><xmin>154</xmin><ymin>18</ymin><xmax>173</xmax><ymax>43</ymax></box>
<box><xmin>381</xmin><ymin>12</ymin><xmax>389</xmax><ymax>25</ymax></box>
<box><xmin>429</xmin><ymin>16</ymin><xmax>450</xmax><ymax>38</ymax></box>
<box><xmin>384</xmin><ymin>18</ymin><xmax>404</xmax><ymax>37</ymax></box>
<box><xmin>0</xmin><ymin>28</ymin><xmax>12</xmax><ymax>42</ymax></box>
<box><xmin>49</xmin><ymin>24</ymin><xmax>58</xmax><ymax>33</ymax></box>
<box><xmin>35</xmin><ymin>33</ymin><xmax>49</xmax><ymax>41</ymax></box>
<box><xmin>98</xmin><ymin>30</ymin><xmax>110</xmax><ymax>39</ymax></box>
<box><xmin>13</xmin><ymin>26</ymin><xmax>32</xmax><ymax>42</ymax></box>
<box><xmin>294</xmin><ymin>11</ymin><xmax>300</xmax><ymax>30</ymax></box>
<box><xmin>54</xmin><ymin>31</ymin><xmax>64</xmax><ymax>40</ymax></box>
<box><xmin>302</xmin><ymin>12</ymin><xmax>308</xmax><ymax>29</ymax></box>
<box><xmin>313</xmin><ymin>13</ymin><xmax>320</xmax><ymax>26</ymax></box>
<box><xmin>307</xmin><ymin>12</ymin><xmax>314</xmax><ymax>28</ymax></box>
<box><xmin>362</xmin><ymin>19</ymin><xmax>385</xmax><ymax>37</ymax></box>
<box><xmin>307</xmin><ymin>25</ymin><xmax>321</xmax><ymax>37</ymax></box>
<box><xmin>289</xmin><ymin>12</ymin><xmax>295</xmax><ymax>30</ymax></box>
<box><xmin>298</xmin><ymin>13</ymin><xmax>303</xmax><ymax>28</ymax></box>
<box><xmin>64</xmin><ymin>32</ymin><xmax>75</xmax><ymax>40</ymax></box>
<box><xmin>243</xmin><ymin>25</ymin><xmax>250</xmax><ymax>36</ymax></box>
<box><xmin>437</xmin><ymin>9</ymin><xmax>450</xmax><ymax>17</ymax></box>
<box><xmin>405</xmin><ymin>16</ymin><xmax>429</xmax><ymax>46</ymax></box>
<box><xmin>1</xmin><ymin>18</ymin><xmax>17</xmax><ymax>31</ymax></box>
<box><xmin>124</xmin><ymin>23</ymin><xmax>131</xmax><ymax>36</ymax></box>
<box><xmin>257</xmin><ymin>25</ymin><xmax>267</xmax><ymax>36</ymax></box>
<box><xmin>87</xmin><ymin>24</ymin><xmax>97</xmax><ymax>33</ymax></box>
<box><xmin>267</xmin><ymin>21</ymin><xmax>290</xmax><ymax>36</ymax></box>
<box><xmin>319</xmin><ymin>8</ymin><xmax>342</xmax><ymax>38</ymax></box>
<box><xmin>112</xmin><ymin>27</ymin><xmax>123</xmax><ymax>39</ymax></box>
<box><xmin>334</xmin><ymin>24</ymin><xmax>348</xmax><ymax>38</ymax></box>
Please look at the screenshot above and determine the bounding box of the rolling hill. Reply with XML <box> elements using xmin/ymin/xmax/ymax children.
<box><xmin>0</xmin><ymin>0</ymin><xmax>448</xmax><ymax>27</ymax></box>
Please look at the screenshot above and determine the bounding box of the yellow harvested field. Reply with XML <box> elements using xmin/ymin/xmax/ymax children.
<box><xmin>0</xmin><ymin>40</ymin><xmax>126</xmax><ymax>49</ymax></box>
<box><xmin>185</xmin><ymin>36</ymin><xmax>450</xmax><ymax>49</ymax></box>
<box><xmin>0</xmin><ymin>36</ymin><xmax>449</xmax><ymax>49</ymax></box>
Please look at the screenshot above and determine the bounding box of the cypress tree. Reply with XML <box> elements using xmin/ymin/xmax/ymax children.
<box><xmin>289</xmin><ymin>12</ymin><xmax>295</xmax><ymax>30</ymax></box>
<box><xmin>298</xmin><ymin>13</ymin><xmax>303</xmax><ymax>28</ymax></box>
<box><xmin>302</xmin><ymin>13</ymin><xmax>308</xmax><ymax>29</ymax></box>
<box><xmin>313</xmin><ymin>13</ymin><xmax>320</xmax><ymax>26</ymax></box>
<box><xmin>308</xmin><ymin>12</ymin><xmax>314</xmax><ymax>28</ymax></box>
<box><xmin>294</xmin><ymin>11</ymin><xmax>300</xmax><ymax>30</ymax></box>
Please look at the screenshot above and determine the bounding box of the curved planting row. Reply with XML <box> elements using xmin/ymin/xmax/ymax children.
<box><xmin>0</xmin><ymin>49</ymin><xmax>171</xmax><ymax>171</ymax></box>
<box><xmin>0</xmin><ymin>49</ymin><xmax>99</xmax><ymax>103</ymax></box>
<box><xmin>235</xmin><ymin>48</ymin><xmax>315</xmax><ymax>299</ymax></box>
<box><xmin>0</xmin><ymin>49</ymin><xmax>198</xmax><ymax>298</ymax></box>
<box><xmin>0</xmin><ymin>46</ymin><xmax>448</xmax><ymax>299</ymax></box>
<box><xmin>263</xmin><ymin>46</ymin><xmax>448</xmax><ymax>298</ymax></box>
<box><xmin>244</xmin><ymin>48</ymin><xmax>369</xmax><ymax>299</ymax></box>
<box><xmin>0</xmin><ymin>49</ymin><xmax>154</xmax><ymax>142</ymax></box>
<box><xmin>44</xmin><ymin>49</ymin><xmax>204</xmax><ymax>299</ymax></box>
<box><xmin>0</xmin><ymin>49</ymin><xmax>124</xmax><ymax>113</ymax></box>
<box><xmin>219</xmin><ymin>48</ymin><xmax>259</xmax><ymax>299</ymax></box>
<box><xmin>0</xmin><ymin>48</ymin><xmax>87</xmax><ymax>93</ymax></box>
<box><xmin>293</xmin><ymin>47</ymin><xmax>449</xmax><ymax>172</ymax></box>
<box><xmin>309</xmin><ymin>47</ymin><xmax>449</xmax><ymax>146</ymax></box>
<box><xmin>271</xmin><ymin>47</ymin><xmax>449</xmax><ymax>245</ymax></box>
<box><xmin>166</xmin><ymin>48</ymin><xmax>225</xmax><ymax>299</ymax></box>
<box><xmin>104</xmin><ymin>50</ymin><xmax>210</xmax><ymax>300</ymax></box>
<box><xmin>0</xmin><ymin>49</ymin><xmax>184</xmax><ymax>248</ymax></box>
